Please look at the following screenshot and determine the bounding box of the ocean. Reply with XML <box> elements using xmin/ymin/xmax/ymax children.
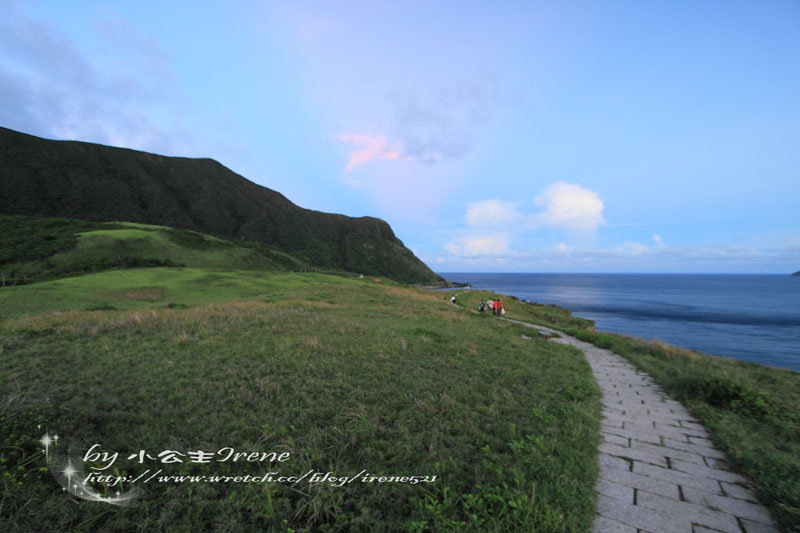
<box><xmin>440</xmin><ymin>273</ymin><xmax>800</xmax><ymax>372</ymax></box>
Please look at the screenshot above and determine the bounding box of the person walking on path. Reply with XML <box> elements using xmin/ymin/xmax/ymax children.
<box><xmin>493</xmin><ymin>299</ymin><xmax>503</xmax><ymax>316</ymax></box>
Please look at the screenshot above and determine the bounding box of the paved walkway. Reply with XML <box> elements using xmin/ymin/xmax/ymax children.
<box><xmin>504</xmin><ymin>318</ymin><xmax>778</xmax><ymax>533</ymax></box>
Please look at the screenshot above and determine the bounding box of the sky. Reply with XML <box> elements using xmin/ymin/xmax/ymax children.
<box><xmin>2</xmin><ymin>0</ymin><xmax>799</xmax><ymax>273</ymax></box>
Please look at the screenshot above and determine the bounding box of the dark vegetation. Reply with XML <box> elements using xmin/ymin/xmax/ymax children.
<box><xmin>0</xmin><ymin>126</ymin><xmax>440</xmax><ymax>284</ymax></box>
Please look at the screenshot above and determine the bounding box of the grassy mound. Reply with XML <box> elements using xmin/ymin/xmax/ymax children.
<box><xmin>0</xmin><ymin>215</ymin><xmax>309</xmax><ymax>285</ymax></box>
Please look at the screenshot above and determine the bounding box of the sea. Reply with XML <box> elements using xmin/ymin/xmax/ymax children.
<box><xmin>439</xmin><ymin>273</ymin><xmax>800</xmax><ymax>372</ymax></box>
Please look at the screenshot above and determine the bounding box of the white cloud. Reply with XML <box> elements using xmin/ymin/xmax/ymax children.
<box><xmin>460</xmin><ymin>182</ymin><xmax>606</xmax><ymax>238</ymax></box>
<box><xmin>444</xmin><ymin>233</ymin><xmax>511</xmax><ymax>257</ymax></box>
<box><xmin>718</xmin><ymin>245</ymin><xmax>757</xmax><ymax>257</ymax></box>
<box><xmin>436</xmin><ymin>206</ymin><xmax>800</xmax><ymax>272</ymax></box>
<box><xmin>533</xmin><ymin>181</ymin><xmax>605</xmax><ymax>231</ymax></box>
<box><xmin>464</xmin><ymin>199</ymin><xmax>520</xmax><ymax>227</ymax></box>
<box><xmin>434</xmin><ymin>237</ymin><xmax>800</xmax><ymax>273</ymax></box>
<box><xmin>614</xmin><ymin>241</ymin><xmax>650</xmax><ymax>255</ymax></box>
<box><xmin>464</xmin><ymin>234</ymin><xmax>511</xmax><ymax>255</ymax></box>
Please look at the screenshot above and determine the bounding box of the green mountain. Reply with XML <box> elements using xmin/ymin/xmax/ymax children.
<box><xmin>0</xmin><ymin>127</ymin><xmax>441</xmax><ymax>284</ymax></box>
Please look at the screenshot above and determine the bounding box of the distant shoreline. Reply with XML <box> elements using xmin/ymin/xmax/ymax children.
<box><xmin>439</xmin><ymin>272</ymin><xmax>800</xmax><ymax>372</ymax></box>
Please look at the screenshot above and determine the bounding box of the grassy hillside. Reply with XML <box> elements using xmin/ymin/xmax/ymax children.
<box><xmin>0</xmin><ymin>270</ymin><xmax>601</xmax><ymax>531</ymax></box>
<box><xmin>0</xmin><ymin>127</ymin><xmax>441</xmax><ymax>284</ymax></box>
<box><xmin>0</xmin><ymin>214</ymin><xmax>311</xmax><ymax>286</ymax></box>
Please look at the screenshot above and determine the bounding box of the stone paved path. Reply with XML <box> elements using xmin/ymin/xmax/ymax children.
<box><xmin>505</xmin><ymin>318</ymin><xmax>779</xmax><ymax>533</ymax></box>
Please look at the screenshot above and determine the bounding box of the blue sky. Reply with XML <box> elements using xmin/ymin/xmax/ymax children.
<box><xmin>2</xmin><ymin>0</ymin><xmax>798</xmax><ymax>273</ymax></box>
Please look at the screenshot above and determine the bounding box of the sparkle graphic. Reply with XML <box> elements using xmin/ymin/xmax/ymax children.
<box><xmin>62</xmin><ymin>460</ymin><xmax>76</xmax><ymax>488</ymax></box>
<box><xmin>39</xmin><ymin>433</ymin><xmax>53</xmax><ymax>460</ymax></box>
<box><xmin>40</xmin><ymin>431</ymin><xmax>141</xmax><ymax>506</ymax></box>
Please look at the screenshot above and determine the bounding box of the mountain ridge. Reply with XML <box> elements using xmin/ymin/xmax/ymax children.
<box><xmin>0</xmin><ymin>126</ymin><xmax>441</xmax><ymax>283</ymax></box>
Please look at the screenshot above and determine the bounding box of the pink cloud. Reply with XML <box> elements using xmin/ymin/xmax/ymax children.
<box><xmin>337</xmin><ymin>133</ymin><xmax>404</xmax><ymax>172</ymax></box>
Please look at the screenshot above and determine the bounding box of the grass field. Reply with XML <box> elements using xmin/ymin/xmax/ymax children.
<box><xmin>454</xmin><ymin>290</ymin><xmax>800</xmax><ymax>532</ymax></box>
<box><xmin>0</xmin><ymin>268</ymin><xmax>347</xmax><ymax>320</ymax></box>
<box><xmin>0</xmin><ymin>270</ymin><xmax>601</xmax><ymax>531</ymax></box>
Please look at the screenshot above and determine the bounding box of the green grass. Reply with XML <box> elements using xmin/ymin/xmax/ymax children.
<box><xmin>452</xmin><ymin>290</ymin><xmax>595</xmax><ymax>331</ymax></box>
<box><xmin>0</xmin><ymin>215</ymin><xmax>310</xmax><ymax>286</ymax></box>
<box><xmin>0</xmin><ymin>271</ymin><xmax>601</xmax><ymax>531</ymax></box>
<box><xmin>0</xmin><ymin>268</ymin><xmax>345</xmax><ymax>320</ymax></box>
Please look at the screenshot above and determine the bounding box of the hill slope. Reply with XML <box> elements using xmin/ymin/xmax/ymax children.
<box><xmin>0</xmin><ymin>127</ymin><xmax>440</xmax><ymax>283</ymax></box>
<box><xmin>0</xmin><ymin>214</ymin><xmax>313</xmax><ymax>285</ymax></box>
